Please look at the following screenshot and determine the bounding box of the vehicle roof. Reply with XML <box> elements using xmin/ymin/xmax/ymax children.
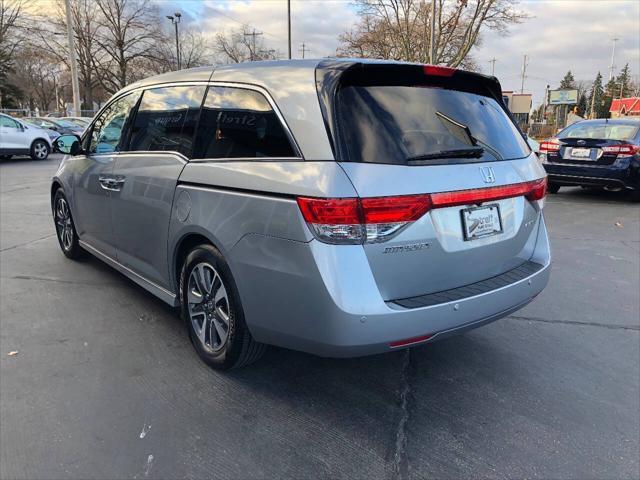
<box><xmin>115</xmin><ymin>59</ymin><xmax>502</xmax><ymax>160</ymax></box>
<box><xmin>572</xmin><ymin>118</ymin><xmax>640</xmax><ymax>125</ymax></box>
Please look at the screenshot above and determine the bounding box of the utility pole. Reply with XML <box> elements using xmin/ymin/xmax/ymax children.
<box><xmin>244</xmin><ymin>29</ymin><xmax>263</xmax><ymax>61</ymax></box>
<box><xmin>166</xmin><ymin>12</ymin><xmax>182</xmax><ymax>70</ymax></box>
<box><xmin>542</xmin><ymin>84</ymin><xmax>549</xmax><ymax>123</ymax></box>
<box><xmin>520</xmin><ymin>54</ymin><xmax>528</xmax><ymax>93</ymax></box>
<box><xmin>489</xmin><ymin>57</ymin><xmax>497</xmax><ymax>76</ymax></box>
<box><xmin>287</xmin><ymin>0</ymin><xmax>292</xmax><ymax>60</ymax></box>
<box><xmin>429</xmin><ymin>0</ymin><xmax>436</xmax><ymax>64</ymax></box>
<box><xmin>609</xmin><ymin>37</ymin><xmax>618</xmax><ymax>81</ymax></box>
<box><xmin>299</xmin><ymin>42</ymin><xmax>310</xmax><ymax>59</ymax></box>
<box><xmin>64</xmin><ymin>0</ymin><xmax>81</xmax><ymax>116</ymax></box>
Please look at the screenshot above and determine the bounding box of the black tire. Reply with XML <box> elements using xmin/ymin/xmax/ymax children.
<box><xmin>180</xmin><ymin>244</ymin><xmax>266</xmax><ymax>370</ymax></box>
<box><xmin>548</xmin><ymin>182</ymin><xmax>561</xmax><ymax>194</ymax></box>
<box><xmin>0</xmin><ymin>155</ymin><xmax>12</xmax><ymax>160</ymax></box>
<box><xmin>30</xmin><ymin>139</ymin><xmax>50</xmax><ymax>160</ymax></box>
<box><xmin>52</xmin><ymin>189</ymin><xmax>84</xmax><ymax>259</ymax></box>
<box><xmin>629</xmin><ymin>189</ymin><xmax>640</xmax><ymax>203</ymax></box>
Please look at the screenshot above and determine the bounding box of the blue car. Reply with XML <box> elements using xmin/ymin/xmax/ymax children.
<box><xmin>539</xmin><ymin>118</ymin><xmax>640</xmax><ymax>201</ymax></box>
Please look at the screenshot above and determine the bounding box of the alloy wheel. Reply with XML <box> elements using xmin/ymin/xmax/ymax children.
<box><xmin>55</xmin><ymin>197</ymin><xmax>74</xmax><ymax>251</ymax></box>
<box><xmin>34</xmin><ymin>142</ymin><xmax>48</xmax><ymax>159</ymax></box>
<box><xmin>187</xmin><ymin>262</ymin><xmax>231</xmax><ymax>353</ymax></box>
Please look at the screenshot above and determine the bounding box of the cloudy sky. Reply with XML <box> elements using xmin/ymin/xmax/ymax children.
<box><xmin>159</xmin><ymin>0</ymin><xmax>639</xmax><ymax>107</ymax></box>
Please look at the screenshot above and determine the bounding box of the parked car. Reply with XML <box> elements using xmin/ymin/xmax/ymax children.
<box><xmin>23</xmin><ymin>119</ymin><xmax>61</xmax><ymax>142</ymax></box>
<box><xmin>539</xmin><ymin>118</ymin><xmax>640</xmax><ymax>201</ymax></box>
<box><xmin>0</xmin><ymin>113</ymin><xmax>52</xmax><ymax>160</ymax></box>
<box><xmin>26</xmin><ymin>117</ymin><xmax>84</xmax><ymax>136</ymax></box>
<box><xmin>51</xmin><ymin>59</ymin><xmax>550</xmax><ymax>369</ymax></box>
<box><xmin>61</xmin><ymin>116</ymin><xmax>92</xmax><ymax>128</ymax></box>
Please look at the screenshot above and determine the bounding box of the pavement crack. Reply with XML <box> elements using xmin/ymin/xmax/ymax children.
<box><xmin>391</xmin><ymin>348</ymin><xmax>414</xmax><ymax>480</ymax></box>
<box><xmin>0</xmin><ymin>233</ymin><xmax>56</xmax><ymax>252</ymax></box>
<box><xmin>508</xmin><ymin>315</ymin><xmax>639</xmax><ymax>331</ymax></box>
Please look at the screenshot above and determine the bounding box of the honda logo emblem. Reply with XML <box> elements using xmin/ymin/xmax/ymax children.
<box><xmin>480</xmin><ymin>167</ymin><xmax>496</xmax><ymax>184</ymax></box>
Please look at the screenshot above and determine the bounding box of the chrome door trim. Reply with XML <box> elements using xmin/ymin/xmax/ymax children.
<box><xmin>79</xmin><ymin>240</ymin><xmax>178</xmax><ymax>306</ymax></box>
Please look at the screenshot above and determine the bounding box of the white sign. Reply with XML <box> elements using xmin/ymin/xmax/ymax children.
<box><xmin>549</xmin><ymin>89</ymin><xmax>578</xmax><ymax>105</ymax></box>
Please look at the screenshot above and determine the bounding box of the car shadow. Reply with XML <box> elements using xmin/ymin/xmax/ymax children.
<box><xmin>551</xmin><ymin>185</ymin><xmax>633</xmax><ymax>203</ymax></box>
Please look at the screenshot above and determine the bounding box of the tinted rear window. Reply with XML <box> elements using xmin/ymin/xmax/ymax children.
<box><xmin>337</xmin><ymin>85</ymin><xmax>530</xmax><ymax>165</ymax></box>
<box><xmin>128</xmin><ymin>86</ymin><xmax>206</xmax><ymax>156</ymax></box>
<box><xmin>559</xmin><ymin>122</ymin><xmax>639</xmax><ymax>141</ymax></box>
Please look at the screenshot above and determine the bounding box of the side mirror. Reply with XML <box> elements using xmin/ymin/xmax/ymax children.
<box><xmin>54</xmin><ymin>134</ymin><xmax>83</xmax><ymax>155</ymax></box>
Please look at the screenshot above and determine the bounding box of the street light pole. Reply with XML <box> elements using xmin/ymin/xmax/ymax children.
<box><xmin>166</xmin><ymin>12</ymin><xmax>182</xmax><ymax>70</ymax></box>
<box><xmin>287</xmin><ymin>0</ymin><xmax>292</xmax><ymax>60</ymax></box>
<box><xmin>64</xmin><ymin>0</ymin><xmax>81</xmax><ymax>116</ymax></box>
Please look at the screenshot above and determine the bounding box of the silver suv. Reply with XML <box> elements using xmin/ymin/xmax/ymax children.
<box><xmin>51</xmin><ymin>59</ymin><xmax>550</xmax><ymax>369</ymax></box>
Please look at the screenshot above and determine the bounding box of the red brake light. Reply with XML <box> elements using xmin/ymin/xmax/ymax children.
<box><xmin>602</xmin><ymin>144</ymin><xmax>639</xmax><ymax>157</ymax></box>
<box><xmin>539</xmin><ymin>139</ymin><xmax>560</xmax><ymax>154</ymax></box>
<box><xmin>430</xmin><ymin>178</ymin><xmax>547</xmax><ymax>207</ymax></box>
<box><xmin>296</xmin><ymin>197</ymin><xmax>360</xmax><ymax>225</ymax></box>
<box><xmin>423</xmin><ymin>65</ymin><xmax>456</xmax><ymax>77</ymax></box>
<box><xmin>361</xmin><ymin>195</ymin><xmax>432</xmax><ymax>223</ymax></box>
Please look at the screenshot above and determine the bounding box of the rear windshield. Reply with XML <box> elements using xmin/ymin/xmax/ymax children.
<box><xmin>337</xmin><ymin>85</ymin><xmax>530</xmax><ymax>165</ymax></box>
<box><xmin>559</xmin><ymin>122</ymin><xmax>639</xmax><ymax>141</ymax></box>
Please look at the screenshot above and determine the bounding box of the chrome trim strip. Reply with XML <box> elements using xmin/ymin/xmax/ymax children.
<box><xmin>179</xmin><ymin>183</ymin><xmax>297</xmax><ymax>202</ymax></box>
<box><xmin>79</xmin><ymin>240</ymin><xmax>178</xmax><ymax>306</ymax></box>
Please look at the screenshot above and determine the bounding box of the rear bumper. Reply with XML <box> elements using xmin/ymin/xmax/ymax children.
<box><xmin>543</xmin><ymin>159</ymin><xmax>640</xmax><ymax>190</ymax></box>
<box><xmin>230</xmin><ymin>216</ymin><xmax>551</xmax><ymax>358</ymax></box>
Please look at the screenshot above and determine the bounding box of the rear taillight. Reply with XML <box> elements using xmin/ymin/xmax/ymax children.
<box><xmin>602</xmin><ymin>144</ymin><xmax>639</xmax><ymax>158</ymax></box>
<box><xmin>296</xmin><ymin>195</ymin><xmax>431</xmax><ymax>244</ymax></box>
<box><xmin>297</xmin><ymin>178</ymin><xmax>547</xmax><ymax>245</ymax></box>
<box><xmin>539</xmin><ymin>139</ymin><xmax>560</xmax><ymax>154</ymax></box>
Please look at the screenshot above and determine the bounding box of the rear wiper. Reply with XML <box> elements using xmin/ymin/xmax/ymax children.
<box><xmin>406</xmin><ymin>147</ymin><xmax>485</xmax><ymax>164</ymax></box>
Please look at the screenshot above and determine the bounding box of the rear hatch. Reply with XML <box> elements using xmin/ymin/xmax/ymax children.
<box><xmin>542</xmin><ymin>121</ymin><xmax>640</xmax><ymax>165</ymax></box>
<box><xmin>316</xmin><ymin>62</ymin><xmax>546</xmax><ymax>301</ymax></box>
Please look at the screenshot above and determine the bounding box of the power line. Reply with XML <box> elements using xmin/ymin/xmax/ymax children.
<box><xmin>207</xmin><ymin>6</ymin><xmax>287</xmax><ymax>42</ymax></box>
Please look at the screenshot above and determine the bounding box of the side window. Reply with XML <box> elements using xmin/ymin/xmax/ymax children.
<box><xmin>193</xmin><ymin>86</ymin><xmax>297</xmax><ymax>159</ymax></box>
<box><xmin>0</xmin><ymin>116</ymin><xmax>19</xmax><ymax>129</ymax></box>
<box><xmin>128</xmin><ymin>85</ymin><xmax>206</xmax><ymax>156</ymax></box>
<box><xmin>90</xmin><ymin>92</ymin><xmax>139</xmax><ymax>154</ymax></box>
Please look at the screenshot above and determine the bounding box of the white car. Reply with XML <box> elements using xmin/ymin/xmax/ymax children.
<box><xmin>0</xmin><ymin>113</ymin><xmax>52</xmax><ymax>160</ymax></box>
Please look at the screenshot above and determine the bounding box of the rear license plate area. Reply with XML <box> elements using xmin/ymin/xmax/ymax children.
<box><xmin>567</xmin><ymin>147</ymin><xmax>595</xmax><ymax>160</ymax></box>
<box><xmin>461</xmin><ymin>204</ymin><xmax>503</xmax><ymax>241</ymax></box>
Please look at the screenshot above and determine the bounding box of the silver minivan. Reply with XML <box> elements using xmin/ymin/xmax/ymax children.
<box><xmin>51</xmin><ymin>59</ymin><xmax>550</xmax><ymax>369</ymax></box>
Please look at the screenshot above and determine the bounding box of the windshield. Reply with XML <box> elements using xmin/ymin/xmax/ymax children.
<box><xmin>559</xmin><ymin>122</ymin><xmax>639</xmax><ymax>141</ymax></box>
<box><xmin>54</xmin><ymin>119</ymin><xmax>80</xmax><ymax>128</ymax></box>
<box><xmin>337</xmin><ymin>85</ymin><xmax>530</xmax><ymax>165</ymax></box>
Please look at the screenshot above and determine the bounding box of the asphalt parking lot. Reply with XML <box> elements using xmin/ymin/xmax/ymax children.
<box><xmin>1</xmin><ymin>154</ymin><xmax>639</xmax><ymax>479</ymax></box>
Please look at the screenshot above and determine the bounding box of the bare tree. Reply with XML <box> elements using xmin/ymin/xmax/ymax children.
<box><xmin>215</xmin><ymin>27</ymin><xmax>279</xmax><ymax>64</ymax></box>
<box><xmin>28</xmin><ymin>0</ymin><xmax>106</xmax><ymax>110</ymax></box>
<box><xmin>12</xmin><ymin>46</ymin><xmax>60</xmax><ymax>111</ymax></box>
<box><xmin>0</xmin><ymin>0</ymin><xmax>26</xmax><ymax>107</ymax></box>
<box><xmin>338</xmin><ymin>0</ymin><xmax>527</xmax><ymax>68</ymax></box>
<box><xmin>93</xmin><ymin>0</ymin><xmax>162</xmax><ymax>94</ymax></box>
<box><xmin>150</xmin><ymin>27</ymin><xmax>212</xmax><ymax>74</ymax></box>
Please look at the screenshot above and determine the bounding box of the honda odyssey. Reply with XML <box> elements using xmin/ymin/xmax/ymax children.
<box><xmin>51</xmin><ymin>59</ymin><xmax>551</xmax><ymax>369</ymax></box>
